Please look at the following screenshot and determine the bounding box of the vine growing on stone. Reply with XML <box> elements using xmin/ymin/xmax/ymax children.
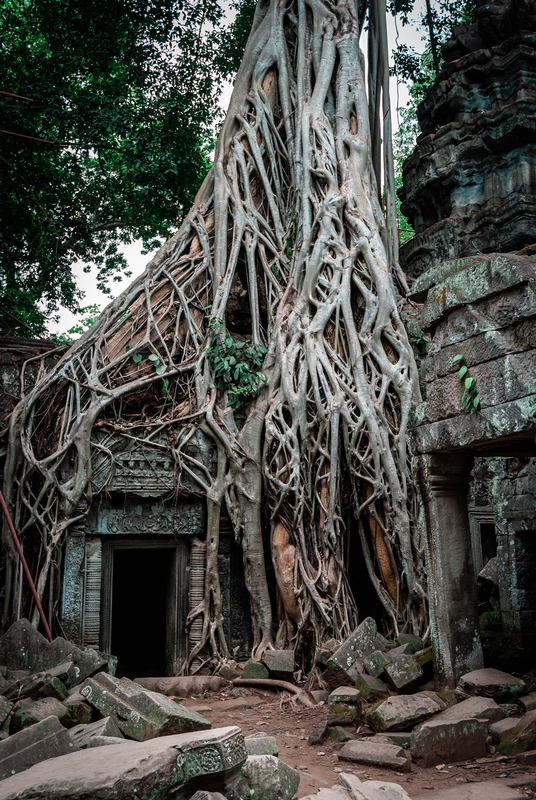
<box><xmin>3</xmin><ymin>0</ymin><xmax>428</xmax><ymax>672</ymax></box>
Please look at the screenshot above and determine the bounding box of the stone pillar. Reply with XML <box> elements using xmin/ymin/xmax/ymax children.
<box><xmin>421</xmin><ymin>453</ymin><xmax>483</xmax><ymax>688</ymax></box>
<box><xmin>60</xmin><ymin>528</ymin><xmax>86</xmax><ymax>644</ymax></box>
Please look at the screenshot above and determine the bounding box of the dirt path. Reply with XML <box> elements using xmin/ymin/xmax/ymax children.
<box><xmin>183</xmin><ymin>689</ymin><xmax>536</xmax><ymax>798</ymax></box>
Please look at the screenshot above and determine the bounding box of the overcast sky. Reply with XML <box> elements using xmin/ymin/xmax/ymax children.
<box><xmin>52</xmin><ymin>1</ymin><xmax>428</xmax><ymax>336</ymax></box>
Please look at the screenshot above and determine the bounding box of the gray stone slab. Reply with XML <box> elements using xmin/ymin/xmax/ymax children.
<box><xmin>355</xmin><ymin>674</ymin><xmax>390</xmax><ymax>703</ymax></box>
<box><xmin>244</xmin><ymin>733</ymin><xmax>279</xmax><ymax>756</ymax></box>
<box><xmin>340</xmin><ymin>773</ymin><xmax>412</xmax><ymax>800</ymax></box>
<box><xmin>457</xmin><ymin>668</ymin><xmax>526</xmax><ymax>702</ymax></box>
<box><xmin>363</xmin><ymin>651</ymin><xmax>392</xmax><ymax>678</ymax></box>
<box><xmin>383</xmin><ymin>656</ymin><xmax>424</xmax><ymax>694</ymax></box>
<box><xmin>80</xmin><ymin>672</ymin><xmax>211</xmax><ymax>741</ymax></box>
<box><xmin>0</xmin><ymin>725</ymin><xmax>246</xmax><ymax>800</ymax></box>
<box><xmin>262</xmin><ymin>650</ymin><xmax>295</xmax><ymax>681</ymax></box>
<box><xmin>411</xmin><ymin>714</ymin><xmax>488</xmax><ymax>766</ymax></box>
<box><xmin>410</xmin><ymin>781</ymin><xmax>526</xmax><ymax>800</ymax></box>
<box><xmin>242</xmin><ymin>660</ymin><xmax>270</xmax><ymax>679</ymax></box>
<box><xmin>439</xmin><ymin>696</ymin><xmax>505</xmax><ymax>724</ymax></box>
<box><xmin>490</xmin><ymin>717</ymin><xmax>520</xmax><ymax>744</ymax></box>
<box><xmin>0</xmin><ymin>715</ymin><xmax>78</xmax><ymax>780</ymax></box>
<box><xmin>134</xmin><ymin>676</ymin><xmax>228</xmax><ymax>696</ymax></box>
<box><xmin>241</xmin><ymin>755</ymin><xmax>300</xmax><ymax>800</ymax></box>
<box><xmin>365</xmin><ymin>692</ymin><xmax>446</xmax><ymax>732</ymax></box>
<box><xmin>0</xmin><ymin>696</ymin><xmax>12</xmax><ymax>728</ymax></box>
<box><xmin>338</xmin><ymin>740</ymin><xmax>410</xmax><ymax>772</ymax></box>
<box><xmin>519</xmin><ymin>692</ymin><xmax>536</xmax><ymax>712</ymax></box>
<box><xmin>328</xmin><ymin>687</ymin><xmax>362</xmax><ymax>727</ymax></box>
<box><xmin>70</xmin><ymin>716</ymin><xmax>123</xmax><ymax>748</ymax></box>
<box><xmin>498</xmin><ymin>710</ymin><xmax>536</xmax><ymax>756</ymax></box>
<box><xmin>326</xmin><ymin>619</ymin><xmax>385</xmax><ymax>688</ymax></box>
<box><xmin>11</xmin><ymin>696</ymin><xmax>73</xmax><ymax>731</ymax></box>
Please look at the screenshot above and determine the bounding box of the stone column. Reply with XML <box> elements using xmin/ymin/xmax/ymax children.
<box><xmin>420</xmin><ymin>453</ymin><xmax>483</xmax><ymax>689</ymax></box>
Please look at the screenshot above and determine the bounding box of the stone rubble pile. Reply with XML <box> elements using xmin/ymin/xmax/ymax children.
<box><xmin>308</xmin><ymin>617</ymin><xmax>536</xmax><ymax>772</ymax></box>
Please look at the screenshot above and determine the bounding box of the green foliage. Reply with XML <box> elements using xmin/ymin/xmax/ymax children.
<box><xmin>205</xmin><ymin>319</ymin><xmax>267</xmax><ymax>408</ymax></box>
<box><xmin>215</xmin><ymin>0</ymin><xmax>257</xmax><ymax>79</ymax></box>
<box><xmin>54</xmin><ymin>304</ymin><xmax>102</xmax><ymax>343</ymax></box>
<box><xmin>0</xmin><ymin>0</ymin><xmax>244</xmax><ymax>335</ymax></box>
<box><xmin>452</xmin><ymin>353</ymin><xmax>480</xmax><ymax>412</ymax></box>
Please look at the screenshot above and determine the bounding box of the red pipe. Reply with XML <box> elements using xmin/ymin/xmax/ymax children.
<box><xmin>0</xmin><ymin>491</ymin><xmax>53</xmax><ymax>642</ymax></box>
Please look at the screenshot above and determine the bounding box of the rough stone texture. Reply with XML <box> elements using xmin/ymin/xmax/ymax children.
<box><xmin>308</xmin><ymin>720</ymin><xmax>329</xmax><ymax>745</ymax></box>
<box><xmin>0</xmin><ymin>725</ymin><xmax>246</xmax><ymax>800</ymax></box>
<box><xmin>520</xmin><ymin>692</ymin><xmax>536</xmax><ymax>712</ymax></box>
<box><xmin>69</xmin><ymin>717</ymin><xmax>123</xmax><ymax>749</ymax></box>
<box><xmin>241</xmin><ymin>755</ymin><xmax>300</xmax><ymax>800</ymax></box>
<box><xmin>439</xmin><ymin>696</ymin><xmax>505</xmax><ymax>724</ymax></box>
<box><xmin>261</xmin><ymin>650</ymin><xmax>295</xmax><ymax>681</ymax></box>
<box><xmin>365</xmin><ymin>692</ymin><xmax>447</xmax><ymax>732</ymax></box>
<box><xmin>3</xmin><ymin>673</ymin><xmax>68</xmax><ymax>703</ymax></box>
<box><xmin>329</xmin><ymin>726</ymin><xmax>357</xmax><ymax>744</ymax></box>
<box><xmin>242</xmin><ymin>661</ymin><xmax>269</xmax><ymax>680</ymax></box>
<box><xmin>134</xmin><ymin>676</ymin><xmax>228</xmax><ymax>697</ymax></box>
<box><xmin>498</xmin><ymin>709</ymin><xmax>536</xmax><ymax>755</ymax></box>
<box><xmin>325</xmin><ymin>618</ymin><xmax>388</xmax><ymax>688</ymax></box>
<box><xmin>371</xmin><ymin>732</ymin><xmax>412</xmax><ymax>748</ymax></box>
<box><xmin>363</xmin><ymin>651</ymin><xmax>391</xmax><ymax>678</ymax></box>
<box><xmin>397</xmin><ymin>634</ymin><xmax>423</xmax><ymax>650</ymax></box>
<box><xmin>62</xmin><ymin>697</ymin><xmax>93</xmax><ymax>725</ymax></box>
<box><xmin>0</xmin><ymin>697</ymin><xmax>12</xmax><ymax>728</ymax></box>
<box><xmin>355</xmin><ymin>674</ymin><xmax>390</xmax><ymax>703</ymax></box>
<box><xmin>80</xmin><ymin>672</ymin><xmax>211</xmax><ymax>741</ymax></box>
<box><xmin>327</xmin><ymin>687</ymin><xmax>362</xmax><ymax>727</ymax></box>
<box><xmin>244</xmin><ymin>733</ymin><xmax>279</xmax><ymax>756</ymax></box>
<box><xmin>411</xmin><ymin>712</ymin><xmax>488</xmax><ymax>766</ymax></box>
<box><xmin>490</xmin><ymin>717</ymin><xmax>520</xmax><ymax>744</ymax></box>
<box><xmin>300</xmin><ymin>774</ymin><xmax>414</xmax><ymax>800</ymax></box>
<box><xmin>0</xmin><ymin>715</ymin><xmax>78</xmax><ymax>780</ymax></box>
<box><xmin>516</xmin><ymin>749</ymin><xmax>536</xmax><ymax>765</ymax></box>
<box><xmin>457</xmin><ymin>668</ymin><xmax>525</xmax><ymax>702</ymax></box>
<box><xmin>11</xmin><ymin>696</ymin><xmax>73</xmax><ymax>732</ymax></box>
<box><xmin>189</xmin><ymin>794</ymin><xmax>227</xmax><ymax>800</ymax></box>
<box><xmin>383</xmin><ymin>656</ymin><xmax>424</xmax><ymax>694</ymax></box>
<box><xmin>338</xmin><ymin>740</ymin><xmax>410</xmax><ymax>772</ymax></box>
<box><xmin>410</xmin><ymin>783</ymin><xmax>526</xmax><ymax>800</ymax></box>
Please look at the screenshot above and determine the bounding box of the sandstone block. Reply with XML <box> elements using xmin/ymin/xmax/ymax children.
<box><xmin>383</xmin><ymin>656</ymin><xmax>424</xmax><ymax>693</ymax></box>
<box><xmin>371</xmin><ymin>732</ymin><xmax>411</xmax><ymax>747</ymax></box>
<box><xmin>0</xmin><ymin>725</ymin><xmax>246</xmax><ymax>800</ymax></box>
<box><xmin>498</xmin><ymin>710</ymin><xmax>536</xmax><ymax>756</ymax></box>
<box><xmin>516</xmin><ymin>749</ymin><xmax>536</xmax><ymax>765</ymax></box>
<box><xmin>245</xmin><ymin>732</ymin><xmax>279</xmax><ymax>756</ymax></box>
<box><xmin>190</xmin><ymin>794</ymin><xmax>227</xmax><ymax>800</ymax></box>
<box><xmin>311</xmin><ymin>689</ymin><xmax>330</xmax><ymax>704</ymax></box>
<box><xmin>62</xmin><ymin>696</ymin><xmax>93</xmax><ymax>725</ymax></box>
<box><xmin>0</xmin><ymin>697</ymin><xmax>12</xmax><ymax>728</ymax></box>
<box><xmin>242</xmin><ymin>660</ymin><xmax>270</xmax><ymax>679</ymax></box>
<box><xmin>396</xmin><ymin>634</ymin><xmax>423</xmax><ymax>650</ymax></box>
<box><xmin>338</xmin><ymin>740</ymin><xmax>410</xmax><ymax>772</ymax></box>
<box><xmin>457</xmin><ymin>668</ymin><xmax>525</xmax><ymax>702</ymax></box>
<box><xmin>262</xmin><ymin>650</ymin><xmax>295</xmax><ymax>681</ymax></box>
<box><xmin>411</xmin><ymin>715</ymin><xmax>488</xmax><ymax>766</ymax></box>
<box><xmin>3</xmin><ymin>673</ymin><xmax>68</xmax><ymax>703</ymax></box>
<box><xmin>439</xmin><ymin>696</ymin><xmax>504</xmax><ymax>725</ymax></box>
<box><xmin>11</xmin><ymin>696</ymin><xmax>73</xmax><ymax>732</ymax></box>
<box><xmin>80</xmin><ymin>672</ymin><xmax>211</xmax><ymax>741</ymax></box>
<box><xmin>490</xmin><ymin>717</ymin><xmax>519</xmax><ymax>744</ymax></box>
<box><xmin>327</xmin><ymin>686</ymin><xmax>362</xmax><ymax>727</ymax></box>
<box><xmin>70</xmin><ymin>717</ymin><xmax>123</xmax><ymax>749</ymax></box>
<box><xmin>308</xmin><ymin>720</ymin><xmax>329</xmax><ymax>745</ymax></box>
<box><xmin>365</xmin><ymin>692</ymin><xmax>447</xmax><ymax>732</ymax></box>
<box><xmin>519</xmin><ymin>692</ymin><xmax>536</xmax><ymax>712</ymax></box>
<box><xmin>363</xmin><ymin>651</ymin><xmax>391</xmax><ymax>678</ymax></box>
<box><xmin>355</xmin><ymin>674</ymin><xmax>390</xmax><ymax>703</ymax></box>
<box><xmin>339</xmin><ymin>773</ymin><xmax>412</xmax><ymax>800</ymax></box>
<box><xmin>134</xmin><ymin>675</ymin><xmax>228</xmax><ymax>696</ymax></box>
<box><xmin>329</xmin><ymin>726</ymin><xmax>357</xmax><ymax>743</ymax></box>
<box><xmin>0</xmin><ymin>715</ymin><xmax>78</xmax><ymax>780</ymax></box>
<box><xmin>325</xmin><ymin>618</ymin><xmax>386</xmax><ymax>688</ymax></box>
<box><xmin>241</xmin><ymin>755</ymin><xmax>300</xmax><ymax>800</ymax></box>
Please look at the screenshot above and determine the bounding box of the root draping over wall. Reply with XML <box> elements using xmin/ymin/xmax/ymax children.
<box><xmin>3</xmin><ymin>0</ymin><xmax>428</xmax><ymax>670</ymax></box>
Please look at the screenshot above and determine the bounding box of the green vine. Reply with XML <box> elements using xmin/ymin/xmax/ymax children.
<box><xmin>205</xmin><ymin>318</ymin><xmax>267</xmax><ymax>408</ymax></box>
<box><xmin>452</xmin><ymin>353</ymin><xmax>480</xmax><ymax>413</ymax></box>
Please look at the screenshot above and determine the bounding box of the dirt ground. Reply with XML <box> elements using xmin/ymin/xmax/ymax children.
<box><xmin>183</xmin><ymin>688</ymin><xmax>536</xmax><ymax>799</ymax></box>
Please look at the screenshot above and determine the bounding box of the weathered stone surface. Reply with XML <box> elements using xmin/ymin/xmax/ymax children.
<box><xmin>490</xmin><ymin>717</ymin><xmax>519</xmax><ymax>744</ymax></box>
<box><xmin>457</xmin><ymin>668</ymin><xmax>525</xmax><ymax>702</ymax></box>
<box><xmin>327</xmin><ymin>687</ymin><xmax>362</xmax><ymax>727</ymax></box>
<box><xmin>411</xmin><ymin>713</ymin><xmax>488</xmax><ymax>766</ymax></box>
<box><xmin>0</xmin><ymin>696</ymin><xmax>12</xmax><ymax>728</ymax></box>
<box><xmin>242</xmin><ymin>660</ymin><xmax>269</xmax><ymax>679</ymax></box>
<box><xmin>396</xmin><ymin>634</ymin><xmax>423</xmax><ymax>650</ymax></box>
<box><xmin>62</xmin><ymin>696</ymin><xmax>93</xmax><ymax>725</ymax></box>
<box><xmin>0</xmin><ymin>715</ymin><xmax>78</xmax><ymax>780</ymax></box>
<box><xmin>439</xmin><ymin>696</ymin><xmax>505</xmax><ymax>724</ymax></box>
<box><xmin>189</xmin><ymin>793</ymin><xmax>227</xmax><ymax>800</ymax></box>
<box><xmin>499</xmin><ymin>704</ymin><xmax>522</xmax><ymax>718</ymax></box>
<box><xmin>299</xmin><ymin>788</ymin><xmax>352</xmax><ymax>800</ymax></box>
<box><xmin>383</xmin><ymin>656</ymin><xmax>424</xmax><ymax>694</ymax></box>
<box><xmin>3</xmin><ymin>673</ymin><xmax>68</xmax><ymax>703</ymax></box>
<box><xmin>69</xmin><ymin>717</ymin><xmax>123</xmax><ymax>749</ymax></box>
<box><xmin>516</xmin><ymin>749</ymin><xmax>536</xmax><ymax>765</ymax></box>
<box><xmin>498</xmin><ymin>710</ymin><xmax>536</xmax><ymax>755</ymax></box>
<box><xmin>355</xmin><ymin>674</ymin><xmax>390</xmax><ymax>703</ymax></box>
<box><xmin>311</xmin><ymin>689</ymin><xmax>330</xmax><ymax>704</ymax></box>
<box><xmin>410</xmin><ymin>782</ymin><xmax>526</xmax><ymax>800</ymax></box>
<box><xmin>338</xmin><ymin>740</ymin><xmax>410</xmax><ymax>772</ymax></box>
<box><xmin>308</xmin><ymin>720</ymin><xmax>329</xmax><ymax>745</ymax></box>
<box><xmin>339</xmin><ymin>773</ymin><xmax>412</xmax><ymax>800</ymax></box>
<box><xmin>363</xmin><ymin>651</ymin><xmax>391</xmax><ymax>678</ymax></box>
<box><xmin>244</xmin><ymin>732</ymin><xmax>279</xmax><ymax>756</ymax></box>
<box><xmin>365</xmin><ymin>692</ymin><xmax>447</xmax><ymax>732</ymax></box>
<box><xmin>241</xmin><ymin>755</ymin><xmax>300</xmax><ymax>800</ymax></box>
<box><xmin>325</xmin><ymin>619</ymin><xmax>386</xmax><ymax>688</ymax></box>
<box><xmin>11</xmin><ymin>696</ymin><xmax>73</xmax><ymax>732</ymax></box>
<box><xmin>80</xmin><ymin>673</ymin><xmax>211</xmax><ymax>741</ymax></box>
<box><xmin>85</xmin><ymin>736</ymin><xmax>128</xmax><ymax>748</ymax></box>
<box><xmin>0</xmin><ymin>725</ymin><xmax>246</xmax><ymax>800</ymax></box>
<box><xmin>329</xmin><ymin>726</ymin><xmax>357</xmax><ymax>744</ymax></box>
<box><xmin>371</xmin><ymin>732</ymin><xmax>411</xmax><ymax>748</ymax></box>
<box><xmin>262</xmin><ymin>650</ymin><xmax>295</xmax><ymax>681</ymax></box>
<box><xmin>134</xmin><ymin>676</ymin><xmax>228</xmax><ymax>697</ymax></box>
<box><xmin>519</xmin><ymin>692</ymin><xmax>536</xmax><ymax>712</ymax></box>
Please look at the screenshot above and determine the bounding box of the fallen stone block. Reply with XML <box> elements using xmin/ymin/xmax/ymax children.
<box><xmin>438</xmin><ymin>696</ymin><xmax>504</xmax><ymax>725</ymax></box>
<box><xmin>411</xmin><ymin>713</ymin><xmax>488</xmax><ymax>766</ymax></box>
<box><xmin>355</xmin><ymin>674</ymin><xmax>390</xmax><ymax>703</ymax></box>
<box><xmin>262</xmin><ymin>649</ymin><xmax>295</xmax><ymax>681</ymax></box>
<box><xmin>371</xmin><ymin>732</ymin><xmax>411</xmax><ymax>747</ymax></box>
<box><xmin>0</xmin><ymin>725</ymin><xmax>246</xmax><ymax>800</ymax></box>
<box><xmin>363</xmin><ymin>651</ymin><xmax>392</xmax><ymax>678</ymax></box>
<box><xmin>3</xmin><ymin>673</ymin><xmax>68</xmax><ymax>703</ymax></box>
<box><xmin>340</xmin><ymin>773</ymin><xmax>412</xmax><ymax>800</ymax></box>
<box><xmin>0</xmin><ymin>697</ymin><xmax>12</xmax><ymax>728</ymax></box>
<box><xmin>70</xmin><ymin>716</ymin><xmax>123</xmax><ymax>748</ymax></box>
<box><xmin>242</xmin><ymin>660</ymin><xmax>270</xmax><ymax>679</ymax></box>
<box><xmin>389</xmin><ymin>643</ymin><xmax>420</xmax><ymax>657</ymax></box>
<box><xmin>327</xmin><ymin>687</ymin><xmax>362</xmax><ymax>727</ymax></box>
<box><xmin>62</xmin><ymin>695</ymin><xmax>93</xmax><ymax>725</ymax></box>
<box><xmin>516</xmin><ymin>749</ymin><xmax>536</xmax><ymax>765</ymax></box>
<box><xmin>309</xmin><ymin>720</ymin><xmax>329</xmax><ymax>745</ymax></box>
<box><xmin>0</xmin><ymin>715</ymin><xmax>78</xmax><ymax>780</ymax></box>
<box><xmin>396</xmin><ymin>634</ymin><xmax>423</xmax><ymax>650</ymax></box>
<box><xmin>365</xmin><ymin>692</ymin><xmax>446</xmax><ymax>732</ymax></box>
<box><xmin>338</xmin><ymin>740</ymin><xmax>410</xmax><ymax>772</ymax></box>
<box><xmin>329</xmin><ymin>726</ymin><xmax>358</xmax><ymax>744</ymax></box>
<box><xmin>383</xmin><ymin>656</ymin><xmax>424</xmax><ymax>694</ymax></box>
<box><xmin>11</xmin><ymin>696</ymin><xmax>73</xmax><ymax>732</ymax></box>
<box><xmin>86</xmin><ymin>736</ymin><xmax>129</xmax><ymax>748</ymax></box>
<box><xmin>134</xmin><ymin>676</ymin><xmax>228</xmax><ymax>696</ymax></box>
<box><xmin>410</xmin><ymin>781</ymin><xmax>526</xmax><ymax>800</ymax></box>
<box><xmin>498</xmin><ymin>709</ymin><xmax>536</xmax><ymax>755</ymax></box>
<box><xmin>457</xmin><ymin>668</ymin><xmax>525</xmax><ymax>703</ymax></box>
<box><xmin>498</xmin><ymin>703</ymin><xmax>522</xmax><ymax>717</ymax></box>
<box><xmin>189</xmin><ymin>793</ymin><xmax>227</xmax><ymax>800</ymax></box>
<box><xmin>311</xmin><ymin>689</ymin><xmax>330</xmax><ymax>704</ymax></box>
<box><xmin>241</xmin><ymin>755</ymin><xmax>300</xmax><ymax>800</ymax></box>
<box><xmin>245</xmin><ymin>732</ymin><xmax>279</xmax><ymax>756</ymax></box>
<box><xmin>299</xmin><ymin>789</ymin><xmax>352</xmax><ymax>800</ymax></box>
<box><xmin>325</xmin><ymin>618</ymin><xmax>388</xmax><ymax>688</ymax></box>
<box><xmin>490</xmin><ymin>717</ymin><xmax>519</xmax><ymax>744</ymax></box>
<box><xmin>519</xmin><ymin>692</ymin><xmax>536</xmax><ymax>712</ymax></box>
<box><xmin>80</xmin><ymin>672</ymin><xmax>211</xmax><ymax>741</ymax></box>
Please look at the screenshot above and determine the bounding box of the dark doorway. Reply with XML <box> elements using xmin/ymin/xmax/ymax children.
<box><xmin>111</xmin><ymin>548</ymin><xmax>173</xmax><ymax>678</ymax></box>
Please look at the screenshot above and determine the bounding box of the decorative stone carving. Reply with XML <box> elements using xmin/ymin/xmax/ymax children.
<box><xmin>95</xmin><ymin>503</ymin><xmax>204</xmax><ymax>537</ymax></box>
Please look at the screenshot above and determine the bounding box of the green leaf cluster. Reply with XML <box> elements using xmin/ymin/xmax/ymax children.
<box><xmin>452</xmin><ymin>354</ymin><xmax>480</xmax><ymax>413</ymax></box>
<box><xmin>205</xmin><ymin>320</ymin><xmax>267</xmax><ymax>409</ymax></box>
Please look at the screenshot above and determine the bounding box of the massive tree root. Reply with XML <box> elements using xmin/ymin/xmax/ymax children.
<box><xmin>3</xmin><ymin>0</ymin><xmax>427</xmax><ymax>669</ymax></box>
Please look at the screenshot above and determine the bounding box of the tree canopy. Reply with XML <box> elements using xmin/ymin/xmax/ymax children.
<box><xmin>0</xmin><ymin>0</ymin><xmax>254</xmax><ymax>335</ymax></box>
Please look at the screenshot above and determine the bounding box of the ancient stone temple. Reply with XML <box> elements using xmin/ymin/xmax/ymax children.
<box><xmin>401</xmin><ymin>0</ymin><xmax>536</xmax><ymax>685</ymax></box>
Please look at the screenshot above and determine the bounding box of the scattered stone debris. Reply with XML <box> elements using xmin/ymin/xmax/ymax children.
<box><xmin>300</xmin><ymin>771</ymin><xmax>413</xmax><ymax>800</ymax></box>
<box><xmin>456</xmin><ymin>669</ymin><xmax>526</xmax><ymax>702</ymax></box>
<box><xmin>339</xmin><ymin>739</ymin><xmax>411</xmax><ymax>772</ymax></box>
<box><xmin>0</xmin><ymin>715</ymin><xmax>77</xmax><ymax>780</ymax></box>
<box><xmin>365</xmin><ymin>692</ymin><xmax>446</xmax><ymax>732</ymax></box>
<box><xmin>240</xmin><ymin>753</ymin><xmax>300</xmax><ymax>800</ymax></box>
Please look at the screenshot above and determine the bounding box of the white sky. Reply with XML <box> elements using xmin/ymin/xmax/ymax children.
<box><xmin>51</xmin><ymin>1</ymin><xmax>427</xmax><ymax>336</ymax></box>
